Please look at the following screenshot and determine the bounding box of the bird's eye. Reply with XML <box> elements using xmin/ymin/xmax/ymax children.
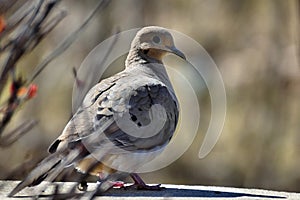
<box><xmin>152</xmin><ymin>36</ymin><xmax>161</xmax><ymax>44</ymax></box>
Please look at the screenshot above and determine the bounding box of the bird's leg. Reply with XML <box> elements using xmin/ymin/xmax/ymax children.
<box><xmin>125</xmin><ymin>173</ymin><xmax>164</xmax><ymax>190</ymax></box>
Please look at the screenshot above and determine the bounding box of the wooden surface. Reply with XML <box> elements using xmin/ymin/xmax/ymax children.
<box><xmin>0</xmin><ymin>180</ymin><xmax>299</xmax><ymax>199</ymax></box>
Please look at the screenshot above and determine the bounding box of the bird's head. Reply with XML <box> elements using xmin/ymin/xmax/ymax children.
<box><xmin>126</xmin><ymin>26</ymin><xmax>186</xmax><ymax>67</ymax></box>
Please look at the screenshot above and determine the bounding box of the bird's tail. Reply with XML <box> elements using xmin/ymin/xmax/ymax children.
<box><xmin>8</xmin><ymin>149</ymin><xmax>80</xmax><ymax>197</ymax></box>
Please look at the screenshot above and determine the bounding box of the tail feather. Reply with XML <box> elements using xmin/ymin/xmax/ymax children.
<box><xmin>8</xmin><ymin>149</ymin><xmax>80</xmax><ymax>197</ymax></box>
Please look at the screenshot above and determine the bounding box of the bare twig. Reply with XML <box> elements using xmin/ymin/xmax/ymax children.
<box><xmin>0</xmin><ymin>0</ymin><xmax>114</xmax><ymax>197</ymax></box>
<box><xmin>41</xmin><ymin>9</ymin><xmax>67</xmax><ymax>37</ymax></box>
<box><xmin>29</xmin><ymin>0</ymin><xmax>110</xmax><ymax>83</ymax></box>
<box><xmin>0</xmin><ymin>0</ymin><xmax>62</xmax><ymax>147</ymax></box>
<box><xmin>0</xmin><ymin>1</ymin><xmax>65</xmax><ymax>140</ymax></box>
<box><xmin>0</xmin><ymin>0</ymin><xmax>62</xmax><ymax>94</ymax></box>
<box><xmin>0</xmin><ymin>120</ymin><xmax>37</xmax><ymax>147</ymax></box>
<box><xmin>0</xmin><ymin>77</ymin><xmax>24</xmax><ymax>135</ymax></box>
<box><xmin>0</xmin><ymin>3</ymin><xmax>35</xmax><ymax>39</ymax></box>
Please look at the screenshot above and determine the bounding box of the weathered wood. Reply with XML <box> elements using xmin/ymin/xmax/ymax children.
<box><xmin>0</xmin><ymin>180</ymin><xmax>299</xmax><ymax>199</ymax></box>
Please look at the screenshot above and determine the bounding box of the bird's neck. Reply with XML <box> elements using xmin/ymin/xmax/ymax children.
<box><xmin>125</xmin><ymin>49</ymin><xmax>174</xmax><ymax>93</ymax></box>
<box><xmin>125</xmin><ymin>49</ymin><xmax>163</xmax><ymax>68</ymax></box>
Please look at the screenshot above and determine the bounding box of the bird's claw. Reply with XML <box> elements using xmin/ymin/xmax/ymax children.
<box><xmin>122</xmin><ymin>183</ymin><xmax>164</xmax><ymax>191</ymax></box>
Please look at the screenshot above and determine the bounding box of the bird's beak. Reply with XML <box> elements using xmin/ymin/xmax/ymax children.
<box><xmin>167</xmin><ymin>46</ymin><xmax>186</xmax><ymax>60</ymax></box>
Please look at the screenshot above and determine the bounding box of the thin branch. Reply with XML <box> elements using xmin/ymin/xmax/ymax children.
<box><xmin>0</xmin><ymin>0</ymin><xmax>61</xmax><ymax>95</ymax></box>
<box><xmin>27</xmin><ymin>0</ymin><xmax>45</xmax><ymax>25</ymax></box>
<box><xmin>0</xmin><ymin>120</ymin><xmax>38</xmax><ymax>147</ymax></box>
<box><xmin>29</xmin><ymin>0</ymin><xmax>110</xmax><ymax>83</ymax></box>
<box><xmin>0</xmin><ymin>4</ymin><xmax>34</xmax><ymax>39</ymax></box>
<box><xmin>41</xmin><ymin>9</ymin><xmax>67</xmax><ymax>36</ymax></box>
<box><xmin>0</xmin><ymin>0</ymin><xmax>62</xmax><ymax>142</ymax></box>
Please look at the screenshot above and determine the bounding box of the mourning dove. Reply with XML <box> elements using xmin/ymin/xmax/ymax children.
<box><xmin>9</xmin><ymin>26</ymin><xmax>186</xmax><ymax>196</ymax></box>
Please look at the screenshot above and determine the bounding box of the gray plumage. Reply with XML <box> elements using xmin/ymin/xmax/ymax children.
<box><xmin>9</xmin><ymin>26</ymin><xmax>185</xmax><ymax>197</ymax></box>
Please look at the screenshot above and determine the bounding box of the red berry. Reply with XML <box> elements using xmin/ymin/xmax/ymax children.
<box><xmin>27</xmin><ymin>84</ymin><xmax>38</xmax><ymax>99</ymax></box>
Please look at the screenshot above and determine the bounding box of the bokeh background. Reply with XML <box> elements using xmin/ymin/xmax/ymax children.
<box><xmin>0</xmin><ymin>0</ymin><xmax>299</xmax><ymax>192</ymax></box>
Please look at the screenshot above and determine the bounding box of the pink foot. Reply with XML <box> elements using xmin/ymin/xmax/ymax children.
<box><xmin>124</xmin><ymin>173</ymin><xmax>164</xmax><ymax>190</ymax></box>
<box><xmin>111</xmin><ymin>181</ymin><xmax>125</xmax><ymax>188</ymax></box>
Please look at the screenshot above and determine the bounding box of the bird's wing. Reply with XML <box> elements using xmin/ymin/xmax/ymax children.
<box><xmin>48</xmin><ymin>71</ymin><xmax>127</xmax><ymax>153</ymax></box>
<box><xmin>48</xmin><ymin>69</ymin><xmax>178</xmax><ymax>156</ymax></box>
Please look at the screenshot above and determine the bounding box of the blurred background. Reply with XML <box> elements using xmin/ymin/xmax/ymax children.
<box><xmin>0</xmin><ymin>0</ymin><xmax>299</xmax><ymax>193</ymax></box>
